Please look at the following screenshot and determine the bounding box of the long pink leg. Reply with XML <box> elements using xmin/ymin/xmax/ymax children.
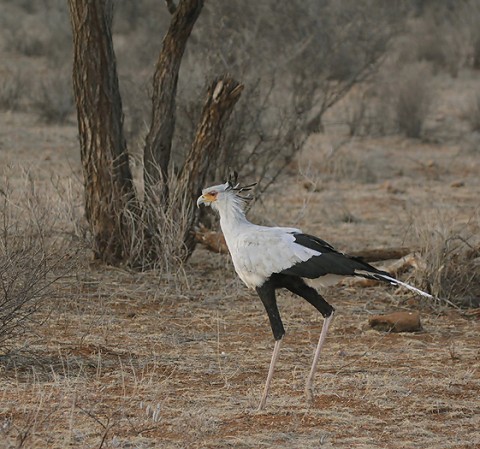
<box><xmin>257</xmin><ymin>338</ymin><xmax>283</xmax><ymax>410</ymax></box>
<box><xmin>305</xmin><ymin>312</ymin><xmax>335</xmax><ymax>402</ymax></box>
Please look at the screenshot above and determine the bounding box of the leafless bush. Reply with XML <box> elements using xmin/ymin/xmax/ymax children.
<box><xmin>343</xmin><ymin>73</ymin><xmax>401</xmax><ymax>138</ymax></box>
<box><xmin>394</xmin><ymin>63</ymin><xmax>433</xmax><ymax>139</ymax></box>
<box><xmin>347</xmin><ymin>61</ymin><xmax>434</xmax><ymax>139</ymax></box>
<box><xmin>399</xmin><ymin>1</ymin><xmax>471</xmax><ymax>77</ymax></box>
<box><xmin>2</xmin><ymin>2</ymin><xmax>71</xmax><ymax>63</ymax></box>
<box><xmin>342</xmin><ymin>89</ymin><xmax>370</xmax><ymax>137</ymax></box>
<box><xmin>3</xmin><ymin>24</ymin><xmax>46</xmax><ymax>57</ymax></box>
<box><xmin>465</xmin><ymin>93</ymin><xmax>480</xmax><ymax>132</ymax></box>
<box><xmin>413</xmin><ymin>20</ymin><xmax>462</xmax><ymax>77</ymax></box>
<box><xmin>32</xmin><ymin>69</ymin><xmax>74</xmax><ymax>124</ymax></box>
<box><xmin>300</xmin><ymin>137</ymin><xmax>379</xmax><ymax>185</ymax></box>
<box><xmin>172</xmin><ymin>0</ymin><xmax>405</xmax><ymax>189</ymax></box>
<box><xmin>0</xmin><ymin>70</ymin><xmax>26</xmax><ymax>111</ymax></box>
<box><xmin>0</xmin><ymin>172</ymin><xmax>79</xmax><ymax>349</ymax></box>
<box><xmin>412</xmin><ymin>209</ymin><xmax>480</xmax><ymax>306</ymax></box>
<box><xmin>472</xmin><ymin>34</ymin><xmax>480</xmax><ymax>70</ymax></box>
<box><xmin>414</xmin><ymin>0</ymin><xmax>480</xmax><ymax>74</ymax></box>
<box><xmin>454</xmin><ymin>0</ymin><xmax>480</xmax><ymax>70</ymax></box>
<box><xmin>218</xmin><ymin>83</ymin><xmax>307</xmax><ymax>195</ymax></box>
<box><xmin>286</xmin><ymin>0</ymin><xmax>405</xmax><ymax>133</ymax></box>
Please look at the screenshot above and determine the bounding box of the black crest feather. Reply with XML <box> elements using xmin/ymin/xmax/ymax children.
<box><xmin>225</xmin><ymin>171</ymin><xmax>256</xmax><ymax>199</ymax></box>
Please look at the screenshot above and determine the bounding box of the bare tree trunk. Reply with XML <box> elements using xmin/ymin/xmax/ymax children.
<box><xmin>177</xmin><ymin>76</ymin><xmax>244</xmax><ymax>255</ymax></box>
<box><xmin>69</xmin><ymin>0</ymin><xmax>135</xmax><ymax>265</ymax></box>
<box><xmin>144</xmin><ymin>0</ymin><xmax>204</xmax><ymax>203</ymax></box>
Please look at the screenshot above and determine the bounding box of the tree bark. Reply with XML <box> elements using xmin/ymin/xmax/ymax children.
<box><xmin>177</xmin><ymin>76</ymin><xmax>244</xmax><ymax>255</ymax></box>
<box><xmin>69</xmin><ymin>0</ymin><xmax>135</xmax><ymax>265</ymax></box>
<box><xmin>144</xmin><ymin>0</ymin><xmax>204</xmax><ymax>203</ymax></box>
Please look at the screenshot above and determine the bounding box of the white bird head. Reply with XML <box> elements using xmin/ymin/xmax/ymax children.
<box><xmin>196</xmin><ymin>173</ymin><xmax>256</xmax><ymax>212</ymax></box>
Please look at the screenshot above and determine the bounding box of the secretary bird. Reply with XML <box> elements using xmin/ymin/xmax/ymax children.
<box><xmin>197</xmin><ymin>174</ymin><xmax>432</xmax><ymax>410</ymax></box>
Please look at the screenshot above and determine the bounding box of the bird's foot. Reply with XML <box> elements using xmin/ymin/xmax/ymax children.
<box><xmin>256</xmin><ymin>398</ymin><xmax>267</xmax><ymax>412</ymax></box>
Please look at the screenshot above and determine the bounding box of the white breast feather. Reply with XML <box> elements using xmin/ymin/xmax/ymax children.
<box><xmin>227</xmin><ymin>226</ymin><xmax>321</xmax><ymax>289</ymax></box>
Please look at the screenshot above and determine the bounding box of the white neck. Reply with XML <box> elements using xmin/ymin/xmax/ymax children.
<box><xmin>215</xmin><ymin>194</ymin><xmax>250</xmax><ymax>233</ymax></box>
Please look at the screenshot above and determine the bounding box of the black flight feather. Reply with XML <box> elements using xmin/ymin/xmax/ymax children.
<box><xmin>280</xmin><ymin>233</ymin><xmax>392</xmax><ymax>282</ymax></box>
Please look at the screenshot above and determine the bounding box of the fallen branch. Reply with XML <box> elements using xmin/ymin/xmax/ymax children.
<box><xmin>349</xmin><ymin>247</ymin><xmax>415</xmax><ymax>262</ymax></box>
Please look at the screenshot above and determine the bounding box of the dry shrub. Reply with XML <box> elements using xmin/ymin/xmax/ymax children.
<box><xmin>175</xmin><ymin>76</ymin><xmax>308</xmax><ymax>195</ymax></box>
<box><xmin>302</xmin><ymin>138</ymin><xmax>378</xmax><ymax>185</ymax></box>
<box><xmin>172</xmin><ymin>0</ymin><xmax>405</xmax><ymax>186</ymax></box>
<box><xmin>455</xmin><ymin>0</ymin><xmax>480</xmax><ymax>70</ymax></box>
<box><xmin>120</xmin><ymin>168</ymin><xmax>193</xmax><ymax>274</ymax></box>
<box><xmin>412</xmin><ymin>19</ymin><xmax>463</xmax><ymax>77</ymax></box>
<box><xmin>220</xmin><ymin>83</ymin><xmax>307</xmax><ymax>194</ymax></box>
<box><xmin>398</xmin><ymin>1</ymin><xmax>471</xmax><ymax>77</ymax></box>
<box><xmin>0</xmin><ymin>170</ymin><xmax>80</xmax><ymax>349</ymax></box>
<box><xmin>341</xmin><ymin>88</ymin><xmax>371</xmax><ymax>137</ymax></box>
<box><xmin>394</xmin><ymin>63</ymin><xmax>433</xmax><ymax>139</ymax></box>
<box><xmin>0</xmin><ymin>70</ymin><xmax>27</xmax><ymax>111</ymax></box>
<box><xmin>465</xmin><ymin>93</ymin><xmax>480</xmax><ymax>132</ymax></box>
<box><xmin>412</xmin><ymin>209</ymin><xmax>480</xmax><ymax>306</ymax></box>
<box><xmin>3</xmin><ymin>23</ymin><xmax>46</xmax><ymax>57</ymax></box>
<box><xmin>32</xmin><ymin>68</ymin><xmax>74</xmax><ymax>124</ymax></box>
<box><xmin>3</xmin><ymin>2</ymin><xmax>71</xmax><ymax>63</ymax></box>
<box><xmin>347</xmin><ymin>62</ymin><xmax>434</xmax><ymax>139</ymax></box>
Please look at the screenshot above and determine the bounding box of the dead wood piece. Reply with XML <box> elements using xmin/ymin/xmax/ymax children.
<box><xmin>382</xmin><ymin>253</ymin><xmax>424</xmax><ymax>274</ymax></box>
<box><xmin>350</xmin><ymin>247</ymin><xmax>415</xmax><ymax>262</ymax></box>
<box><xmin>194</xmin><ymin>226</ymin><xmax>228</xmax><ymax>254</ymax></box>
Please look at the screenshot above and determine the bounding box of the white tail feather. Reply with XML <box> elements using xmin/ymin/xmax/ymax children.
<box><xmin>355</xmin><ymin>270</ymin><xmax>458</xmax><ymax>308</ymax></box>
<box><xmin>379</xmin><ymin>274</ymin><xmax>433</xmax><ymax>299</ymax></box>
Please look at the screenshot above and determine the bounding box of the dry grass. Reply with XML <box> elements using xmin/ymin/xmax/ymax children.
<box><xmin>0</xmin><ymin>127</ymin><xmax>479</xmax><ymax>448</ymax></box>
<box><xmin>0</xmin><ymin>265</ymin><xmax>478</xmax><ymax>448</ymax></box>
<box><xmin>410</xmin><ymin>208</ymin><xmax>480</xmax><ymax>306</ymax></box>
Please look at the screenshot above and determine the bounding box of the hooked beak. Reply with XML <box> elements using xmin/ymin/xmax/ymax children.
<box><xmin>197</xmin><ymin>192</ymin><xmax>217</xmax><ymax>208</ymax></box>
<box><xmin>196</xmin><ymin>195</ymin><xmax>206</xmax><ymax>208</ymax></box>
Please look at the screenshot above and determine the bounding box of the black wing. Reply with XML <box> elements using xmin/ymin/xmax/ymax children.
<box><xmin>280</xmin><ymin>233</ymin><xmax>392</xmax><ymax>281</ymax></box>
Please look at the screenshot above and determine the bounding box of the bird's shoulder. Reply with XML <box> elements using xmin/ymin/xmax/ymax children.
<box><xmin>289</xmin><ymin>232</ymin><xmax>338</xmax><ymax>254</ymax></box>
<box><xmin>233</xmin><ymin>226</ymin><xmax>338</xmax><ymax>254</ymax></box>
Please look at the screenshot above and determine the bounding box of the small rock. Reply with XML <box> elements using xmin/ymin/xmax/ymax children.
<box><xmin>450</xmin><ymin>180</ymin><xmax>465</xmax><ymax>188</ymax></box>
<box><xmin>369</xmin><ymin>311</ymin><xmax>422</xmax><ymax>333</ymax></box>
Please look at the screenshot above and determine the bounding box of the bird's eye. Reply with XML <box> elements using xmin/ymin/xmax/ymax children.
<box><xmin>209</xmin><ymin>191</ymin><xmax>218</xmax><ymax>196</ymax></box>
